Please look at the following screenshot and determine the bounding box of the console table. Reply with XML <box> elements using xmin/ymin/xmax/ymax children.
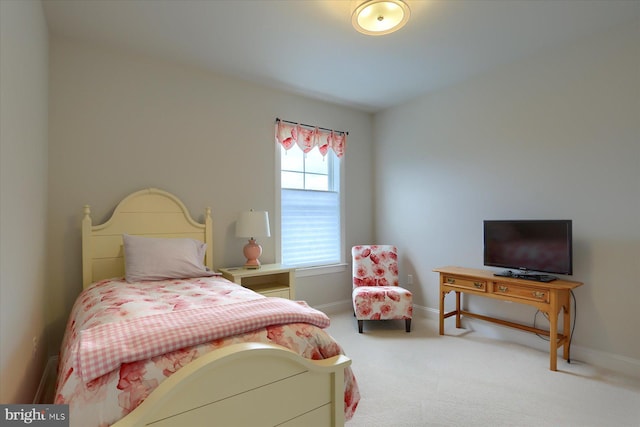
<box><xmin>434</xmin><ymin>266</ymin><xmax>583</xmax><ymax>371</ymax></box>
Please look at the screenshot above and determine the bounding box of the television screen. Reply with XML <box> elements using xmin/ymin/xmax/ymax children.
<box><xmin>483</xmin><ymin>220</ymin><xmax>573</xmax><ymax>275</ymax></box>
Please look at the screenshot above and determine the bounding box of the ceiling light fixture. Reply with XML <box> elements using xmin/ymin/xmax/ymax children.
<box><xmin>352</xmin><ymin>0</ymin><xmax>411</xmax><ymax>36</ymax></box>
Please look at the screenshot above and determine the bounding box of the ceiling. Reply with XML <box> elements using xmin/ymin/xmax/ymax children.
<box><xmin>42</xmin><ymin>0</ymin><xmax>640</xmax><ymax>113</ymax></box>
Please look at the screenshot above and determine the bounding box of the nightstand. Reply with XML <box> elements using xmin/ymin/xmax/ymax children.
<box><xmin>218</xmin><ymin>264</ymin><xmax>295</xmax><ymax>300</ymax></box>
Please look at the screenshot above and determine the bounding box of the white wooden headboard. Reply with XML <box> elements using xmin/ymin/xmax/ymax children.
<box><xmin>82</xmin><ymin>188</ymin><xmax>213</xmax><ymax>288</ymax></box>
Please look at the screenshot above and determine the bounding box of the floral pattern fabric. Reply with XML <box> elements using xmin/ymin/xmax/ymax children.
<box><xmin>275</xmin><ymin>120</ymin><xmax>346</xmax><ymax>158</ymax></box>
<box><xmin>352</xmin><ymin>245</ymin><xmax>413</xmax><ymax>321</ymax></box>
<box><xmin>55</xmin><ymin>276</ymin><xmax>360</xmax><ymax>426</ymax></box>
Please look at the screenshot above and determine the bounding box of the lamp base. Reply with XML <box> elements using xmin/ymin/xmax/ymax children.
<box><xmin>243</xmin><ymin>262</ymin><xmax>261</xmax><ymax>269</ymax></box>
<box><xmin>243</xmin><ymin>238</ymin><xmax>262</xmax><ymax>269</ymax></box>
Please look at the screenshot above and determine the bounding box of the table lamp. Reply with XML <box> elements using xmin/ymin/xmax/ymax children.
<box><xmin>236</xmin><ymin>210</ymin><xmax>271</xmax><ymax>269</ymax></box>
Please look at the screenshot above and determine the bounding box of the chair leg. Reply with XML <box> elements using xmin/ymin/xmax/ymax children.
<box><xmin>405</xmin><ymin>318</ymin><xmax>411</xmax><ymax>333</ymax></box>
<box><xmin>358</xmin><ymin>320</ymin><xmax>364</xmax><ymax>333</ymax></box>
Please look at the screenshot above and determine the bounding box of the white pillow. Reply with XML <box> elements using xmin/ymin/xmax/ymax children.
<box><xmin>122</xmin><ymin>234</ymin><xmax>216</xmax><ymax>282</ymax></box>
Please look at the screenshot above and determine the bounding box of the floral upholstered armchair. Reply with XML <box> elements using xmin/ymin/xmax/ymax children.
<box><xmin>352</xmin><ymin>245</ymin><xmax>413</xmax><ymax>333</ymax></box>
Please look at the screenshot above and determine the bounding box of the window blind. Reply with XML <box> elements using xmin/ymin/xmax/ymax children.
<box><xmin>281</xmin><ymin>188</ymin><xmax>340</xmax><ymax>266</ymax></box>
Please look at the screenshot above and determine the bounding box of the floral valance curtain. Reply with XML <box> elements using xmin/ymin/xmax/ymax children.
<box><xmin>275</xmin><ymin>118</ymin><xmax>346</xmax><ymax>158</ymax></box>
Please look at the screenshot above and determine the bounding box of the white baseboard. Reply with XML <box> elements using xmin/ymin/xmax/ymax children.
<box><xmin>34</xmin><ymin>355</ymin><xmax>58</xmax><ymax>404</ymax></box>
<box><xmin>314</xmin><ymin>299</ymin><xmax>353</xmax><ymax>315</ymax></box>
<box><xmin>570</xmin><ymin>344</ymin><xmax>640</xmax><ymax>380</ymax></box>
<box><xmin>413</xmin><ymin>304</ymin><xmax>440</xmax><ymax>320</ymax></box>
<box><xmin>429</xmin><ymin>304</ymin><xmax>640</xmax><ymax>380</ymax></box>
<box><xmin>316</xmin><ymin>301</ymin><xmax>443</xmax><ymax>318</ymax></box>
<box><xmin>323</xmin><ymin>301</ymin><xmax>640</xmax><ymax>379</ymax></box>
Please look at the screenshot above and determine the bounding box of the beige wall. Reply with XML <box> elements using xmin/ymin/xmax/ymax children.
<box><xmin>0</xmin><ymin>0</ymin><xmax>49</xmax><ymax>403</ymax></box>
<box><xmin>47</xmin><ymin>37</ymin><xmax>374</xmax><ymax>350</ymax></box>
<box><xmin>5</xmin><ymin>3</ymin><xmax>636</xmax><ymax>402</ymax></box>
<box><xmin>374</xmin><ymin>20</ymin><xmax>640</xmax><ymax>376</ymax></box>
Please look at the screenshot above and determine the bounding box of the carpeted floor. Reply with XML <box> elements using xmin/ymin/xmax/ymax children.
<box><xmin>325</xmin><ymin>310</ymin><xmax>640</xmax><ymax>427</ymax></box>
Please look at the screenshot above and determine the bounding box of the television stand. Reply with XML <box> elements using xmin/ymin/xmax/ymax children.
<box><xmin>434</xmin><ymin>266</ymin><xmax>583</xmax><ymax>371</ymax></box>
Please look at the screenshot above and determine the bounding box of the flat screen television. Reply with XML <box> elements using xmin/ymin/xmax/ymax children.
<box><xmin>483</xmin><ymin>220</ymin><xmax>573</xmax><ymax>279</ymax></box>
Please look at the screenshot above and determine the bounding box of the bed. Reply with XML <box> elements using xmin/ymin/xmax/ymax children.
<box><xmin>55</xmin><ymin>188</ymin><xmax>359</xmax><ymax>426</ymax></box>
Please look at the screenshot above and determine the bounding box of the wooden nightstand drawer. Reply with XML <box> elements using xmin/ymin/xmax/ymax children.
<box><xmin>442</xmin><ymin>275</ymin><xmax>487</xmax><ymax>292</ymax></box>
<box><xmin>492</xmin><ymin>282</ymin><xmax>549</xmax><ymax>303</ymax></box>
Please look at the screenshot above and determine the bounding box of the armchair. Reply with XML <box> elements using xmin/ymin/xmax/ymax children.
<box><xmin>352</xmin><ymin>245</ymin><xmax>413</xmax><ymax>333</ymax></box>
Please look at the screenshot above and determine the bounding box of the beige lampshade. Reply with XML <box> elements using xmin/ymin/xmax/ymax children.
<box><xmin>236</xmin><ymin>210</ymin><xmax>271</xmax><ymax>239</ymax></box>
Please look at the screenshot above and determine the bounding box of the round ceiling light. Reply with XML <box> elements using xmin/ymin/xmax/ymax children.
<box><xmin>352</xmin><ymin>0</ymin><xmax>411</xmax><ymax>36</ymax></box>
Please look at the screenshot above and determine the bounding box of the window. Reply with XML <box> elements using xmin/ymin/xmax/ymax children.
<box><xmin>279</xmin><ymin>144</ymin><xmax>342</xmax><ymax>267</ymax></box>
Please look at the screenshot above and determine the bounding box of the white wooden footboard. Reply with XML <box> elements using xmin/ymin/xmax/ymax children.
<box><xmin>112</xmin><ymin>342</ymin><xmax>351</xmax><ymax>427</ymax></box>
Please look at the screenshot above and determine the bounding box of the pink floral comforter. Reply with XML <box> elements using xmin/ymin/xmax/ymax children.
<box><xmin>55</xmin><ymin>276</ymin><xmax>360</xmax><ymax>426</ymax></box>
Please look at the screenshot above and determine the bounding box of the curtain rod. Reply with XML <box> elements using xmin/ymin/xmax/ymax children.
<box><xmin>275</xmin><ymin>118</ymin><xmax>348</xmax><ymax>135</ymax></box>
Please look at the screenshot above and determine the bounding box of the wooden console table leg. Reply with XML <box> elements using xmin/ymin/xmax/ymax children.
<box><xmin>563</xmin><ymin>291</ymin><xmax>571</xmax><ymax>361</ymax></box>
<box><xmin>455</xmin><ymin>291</ymin><xmax>461</xmax><ymax>329</ymax></box>
<box><xmin>549</xmin><ymin>291</ymin><xmax>559</xmax><ymax>371</ymax></box>
<box><xmin>439</xmin><ymin>287</ymin><xmax>445</xmax><ymax>335</ymax></box>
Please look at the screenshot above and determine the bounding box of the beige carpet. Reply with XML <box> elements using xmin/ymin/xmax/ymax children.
<box><xmin>325</xmin><ymin>310</ymin><xmax>640</xmax><ymax>427</ymax></box>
